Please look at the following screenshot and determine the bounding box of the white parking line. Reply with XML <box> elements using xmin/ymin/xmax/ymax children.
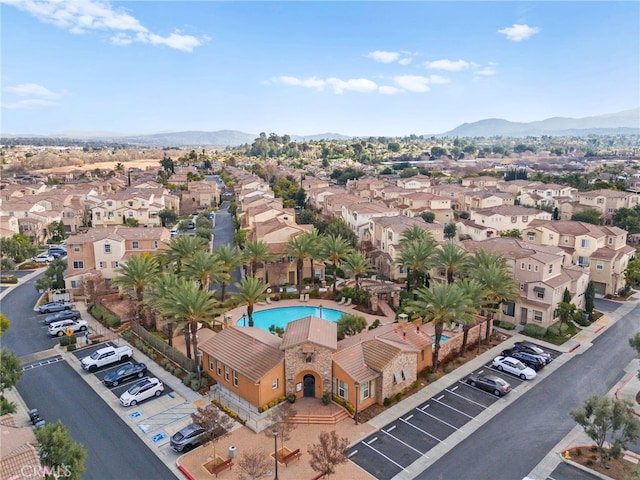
<box><xmin>381</xmin><ymin>427</ymin><xmax>426</xmax><ymax>456</ymax></box>
<box><xmin>360</xmin><ymin>439</ymin><xmax>407</xmax><ymax>472</ymax></box>
<box><xmin>399</xmin><ymin>416</ymin><xmax>444</xmax><ymax>444</ymax></box>
<box><xmin>432</xmin><ymin>397</ymin><xmax>475</xmax><ymax>420</ymax></box>
<box><xmin>445</xmin><ymin>387</ymin><xmax>489</xmax><ymax>408</ymax></box>
<box><xmin>416</xmin><ymin>405</ymin><xmax>459</xmax><ymax>430</ymax></box>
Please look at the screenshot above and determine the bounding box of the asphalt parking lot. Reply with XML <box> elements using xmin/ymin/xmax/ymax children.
<box><xmin>547</xmin><ymin>461</ymin><xmax>601</xmax><ymax>480</ymax></box>
<box><xmin>347</xmin><ymin>342</ymin><xmax>562</xmax><ymax>480</ymax></box>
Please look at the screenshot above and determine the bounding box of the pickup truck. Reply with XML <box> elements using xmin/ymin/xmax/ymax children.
<box><xmin>80</xmin><ymin>345</ymin><xmax>133</xmax><ymax>373</ymax></box>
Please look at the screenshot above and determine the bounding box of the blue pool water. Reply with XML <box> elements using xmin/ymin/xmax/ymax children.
<box><xmin>237</xmin><ymin>306</ymin><xmax>345</xmax><ymax>330</ymax></box>
<box><xmin>431</xmin><ymin>334</ymin><xmax>450</xmax><ymax>344</ymax></box>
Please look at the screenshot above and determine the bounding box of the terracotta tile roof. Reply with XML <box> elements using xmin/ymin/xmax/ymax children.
<box><xmin>281</xmin><ymin>316</ymin><xmax>337</xmax><ymax>351</ymax></box>
<box><xmin>332</xmin><ymin>344</ymin><xmax>382</xmax><ymax>383</ymax></box>
<box><xmin>1</xmin><ymin>443</ymin><xmax>42</xmax><ymax>480</ymax></box>
<box><xmin>526</xmin><ymin>220</ymin><xmax>606</xmax><ymax>238</ymax></box>
<box><xmin>67</xmin><ymin>226</ymin><xmax>169</xmax><ymax>244</ymax></box>
<box><xmin>361</xmin><ymin>338</ymin><xmax>408</xmax><ymax>371</ymax></box>
<box><xmin>472</xmin><ymin>205</ymin><xmax>545</xmax><ymax>216</ymax></box>
<box><xmin>198</xmin><ymin>327</ymin><xmax>283</xmax><ymax>383</ymax></box>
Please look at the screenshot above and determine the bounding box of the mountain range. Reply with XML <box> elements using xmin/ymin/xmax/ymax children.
<box><xmin>4</xmin><ymin>108</ymin><xmax>638</xmax><ymax>146</ymax></box>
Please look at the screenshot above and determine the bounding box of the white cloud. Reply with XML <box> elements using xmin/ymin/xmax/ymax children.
<box><xmin>326</xmin><ymin>78</ymin><xmax>378</xmax><ymax>94</ymax></box>
<box><xmin>425</xmin><ymin>59</ymin><xmax>472</xmax><ymax>71</ymax></box>
<box><xmin>427</xmin><ymin>75</ymin><xmax>451</xmax><ymax>84</ymax></box>
<box><xmin>497</xmin><ymin>24</ymin><xmax>540</xmax><ymax>42</ymax></box>
<box><xmin>1</xmin><ymin>99</ymin><xmax>60</xmax><ymax>109</ymax></box>
<box><xmin>276</xmin><ymin>76</ymin><xmax>326</xmax><ymax>90</ymax></box>
<box><xmin>393</xmin><ymin>75</ymin><xmax>430</xmax><ymax>93</ymax></box>
<box><xmin>4</xmin><ymin>83</ymin><xmax>62</xmax><ymax>99</ymax></box>
<box><xmin>367</xmin><ymin>50</ymin><xmax>400</xmax><ymax>63</ymax></box>
<box><xmin>378</xmin><ymin>86</ymin><xmax>403</xmax><ymax>95</ymax></box>
<box><xmin>398</xmin><ymin>58</ymin><xmax>412</xmax><ymax>66</ymax></box>
<box><xmin>475</xmin><ymin>67</ymin><xmax>497</xmax><ymax>76</ymax></box>
<box><xmin>4</xmin><ymin>0</ymin><xmax>206</xmax><ymax>52</ymax></box>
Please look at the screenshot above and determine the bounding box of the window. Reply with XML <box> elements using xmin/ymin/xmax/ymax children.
<box><xmin>597</xmin><ymin>198</ymin><xmax>604</xmax><ymax>204</ymax></box>
<box><xmin>128</xmin><ymin>211</ymin><xmax>134</xmax><ymax>217</ymax></box>
<box><xmin>608</xmin><ymin>237</ymin><xmax>613</xmax><ymax>245</ymax></box>
<box><xmin>564</xmin><ymin>236</ymin><xmax>570</xmax><ymax>244</ymax></box>
<box><xmin>233</xmin><ymin>370</ymin><xmax>238</xmax><ymax>387</ymax></box>
<box><xmin>216</xmin><ymin>361</ymin><xmax>221</xmax><ymax>376</ymax></box>
<box><xmin>225</xmin><ymin>366</ymin><xmax>230</xmax><ymax>381</ymax></box>
<box><xmin>70</xmin><ymin>280</ymin><xmax>79</xmax><ymax>288</ymax></box>
<box><xmin>527</xmin><ymin>233</ymin><xmax>535</xmax><ymax>241</ymax></box>
<box><xmin>520</xmin><ymin>262</ymin><xmax>525</xmax><ymax>270</ymax></box>
<box><xmin>388</xmin><ymin>231</ymin><xmax>393</xmax><ymax>240</ymax></box>
<box><xmin>154</xmin><ymin>240</ymin><xmax>158</xmax><ymax>249</ymax></box>
<box><xmin>99</xmin><ymin>261</ymin><xmax>106</xmax><ymax>269</ymax></box>
<box><xmin>502</xmin><ymin>302</ymin><xmax>515</xmax><ymax>317</ymax></box>
<box><xmin>132</xmin><ymin>241</ymin><xmax>139</xmax><ymax>249</ymax></box>
<box><xmin>73</xmin><ymin>245</ymin><xmax>80</xmax><ymax>252</ymax></box>
<box><xmin>72</xmin><ymin>261</ymin><xmax>84</xmax><ymax>269</ymax></box>
<box><xmin>578</xmin><ymin>256</ymin><xmax>590</xmax><ymax>267</ymax></box>
<box><xmin>535</xmin><ymin>288</ymin><xmax>545</xmax><ymax>299</ymax></box>
<box><xmin>362</xmin><ymin>381</ymin><xmax>370</xmax><ymax>399</ymax></box>
<box><xmin>519</xmin><ymin>283</ymin><xmax>525</xmax><ymax>291</ymax></box>
<box><xmin>511</xmin><ymin>216</ymin><xmax>517</xmax><ymax>223</ymax></box>
<box><xmin>338</xmin><ymin>380</ymin><xmax>346</xmax><ymax>399</ymax></box>
<box><xmin>548</xmin><ymin>264</ymin><xmax>553</xmax><ymax>273</ymax></box>
<box><xmin>580</xmin><ymin>239</ymin><xmax>589</xmax><ymax>248</ymax></box>
<box><xmin>272</xmin><ymin>379</ymin><xmax>278</xmax><ymax>389</ymax></box>
<box><xmin>534</xmin><ymin>265</ymin><xmax>539</xmax><ymax>272</ymax></box>
<box><xmin>104</xmin><ymin>244</ymin><xmax>111</xmax><ymax>253</ymax></box>
<box><xmin>533</xmin><ymin>310</ymin><xmax>543</xmax><ymax>322</ymax></box>
<box><xmin>112</xmin><ymin>261</ymin><xmax>119</xmax><ymax>268</ymax></box>
<box><xmin>549</xmin><ymin>234</ymin><xmax>554</xmax><ymax>241</ymax></box>
<box><xmin>596</xmin><ymin>261</ymin><xmax>604</xmax><ymax>270</ymax></box>
<box><xmin>527</xmin><ymin>264</ymin><xmax>532</xmax><ymax>271</ymax></box>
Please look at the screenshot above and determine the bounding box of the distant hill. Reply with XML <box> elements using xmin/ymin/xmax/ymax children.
<box><xmin>437</xmin><ymin>108</ymin><xmax>640</xmax><ymax>137</ymax></box>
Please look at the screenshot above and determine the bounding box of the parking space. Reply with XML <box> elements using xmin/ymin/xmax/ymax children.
<box><xmin>547</xmin><ymin>461</ymin><xmax>602</xmax><ymax>480</ymax></box>
<box><xmin>348</xmin><ymin>341</ymin><xmax>560</xmax><ymax>480</ymax></box>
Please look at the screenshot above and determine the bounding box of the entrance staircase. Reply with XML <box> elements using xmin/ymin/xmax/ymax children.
<box><xmin>288</xmin><ymin>397</ymin><xmax>351</xmax><ymax>425</ymax></box>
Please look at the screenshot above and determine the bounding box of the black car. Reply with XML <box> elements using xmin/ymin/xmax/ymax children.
<box><xmin>44</xmin><ymin>310</ymin><xmax>81</xmax><ymax>325</ymax></box>
<box><xmin>103</xmin><ymin>362</ymin><xmax>148</xmax><ymax>387</ymax></box>
<box><xmin>465</xmin><ymin>374</ymin><xmax>511</xmax><ymax>396</ymax></box>
<box><xmin>501</xmin><ymin>349</ymin><xmax>545</xmax><ymax>371</ymax></box>
<box><xmin>512</xmin><ymin>342</ymin><xmax>551</xmax><ymax>364</ymax></box>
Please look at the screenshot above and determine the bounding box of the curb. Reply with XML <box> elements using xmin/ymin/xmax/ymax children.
<box><xmin>568</xmin><ymin>343</ymin><xmax>582</xmax><ymax>353</ymax></box>
<box><xmin>614</xmin><ymin>374</ymin><xmax>640</xmax><ymax>418</ymax></box>
<box><xmin>176</xmin><ymin>463</ymin><xmax>196</xmax><ymax>480</ymax></box>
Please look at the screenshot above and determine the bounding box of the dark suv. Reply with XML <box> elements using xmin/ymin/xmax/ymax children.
<box><xmin>512</xmin><ymin>342</ymin><xmax>551</xmax><ymax>364</ymax></box>
<box><xmin>501</xmin><ymin>349</ymin><xmax>545</xmax><ymax>371</ymax></box>
<box><xmin>170</xmin><ymin>424</ymin><xmax>209</xmax><ymax>453</ymax></box>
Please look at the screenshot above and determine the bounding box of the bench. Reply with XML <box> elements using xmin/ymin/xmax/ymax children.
<box><xmin>211</xmin><ymin>458</ymin><xmax>233</xmax><ymax>477</ymax></box>
<box><xmin>282</xmin><ymin>448</ymin><xmax>302</xmax><ymax>466</ymax></box>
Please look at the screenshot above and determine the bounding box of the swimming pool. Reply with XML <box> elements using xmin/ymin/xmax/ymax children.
<box><xmin>431</xmin><ymin>334</ymin><xmax>450</xmax><ymax>344</ymax></box>
<box><xmin>237</xmin><ymin>306</ymin><xmax>345</xmax><ymax>330</ymax></box>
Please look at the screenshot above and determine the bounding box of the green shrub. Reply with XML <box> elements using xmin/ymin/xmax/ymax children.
<box><xmin>444</xmin><ymin>365</ymin><xmax>454</xmax><ymax>374</ymax></box>
<box><xmin>121</xmin><ymin>330</ymin><xmax>133</xmax><ymax>341</ymax></box>
<box><xmin>322</xmin><ymin>391</ymin><xmax>331</xmax><ymax>405</ymax></box>
<box><xmin>455</xmin><ymin>357</ymin><xmax>466</xmax><ymax>365</ymax></box>
<box><xmin>183</xmin><ymin>372</ymin><xmax>197</xmax><ymax>386</ymax></box>
<box><xmin>494</xmin><ymin>320</ymin><xmax>516</xmax><ymax>330</ymax></box>
<box><xmin>394</xmin><ymin>392</ymin><xmax>402</xmax><ymax>403</ymax></box>
<box><xmin>383</xmin><ymin>397</ymin><xmax>391</xmax><ymax>406</ymax></box>
<box><xmin>0</xmin><ymin>276</ymin><xmax>18</xmax><ymax>284</ymax></box>
<box><xmin>67</xmin><ymin>344</ymin><xmax>76</xmax><ymax>351</ymax></box>
<box><xmin>522</xmin><ymin>324</ymin><xmax>547</xmax><ymax>339</ymax></box>
<box><xmin>105</xmin><ymin>315</ymin><xmax>121</xmax><ymax>328</ymax></box>
<box><xmin>427</xmin><ymin>373</ymin><xmax>439</xmax><ymax>383</ymax></box>
<box><xmin>59</xmin><ymin>336</ymin><xmax>77</xmax><ymax>347</ymax></box>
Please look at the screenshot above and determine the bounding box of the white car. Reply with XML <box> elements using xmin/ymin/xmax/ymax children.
<box><xmin>492</xmin><ymin>356</ymin><xmax>537</xmax><ymax>380</ymax></box>
<box><xmin>33</xmin><ymin>253</ymin><xmax>54</xmax><ymax>263</ymax></box>
<box><xmin>47</xmin><ymin>319</ymin><xmax>88</xmax><ymax>337</ymax></box>
<box><xmin>119</xmin><ymin>377</ymin><xmax>164</xmax><ymax>407</ymax></box>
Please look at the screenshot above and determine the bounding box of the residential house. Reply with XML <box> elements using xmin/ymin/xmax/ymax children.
<box><xmin>323</xmin><ymin>193</ymin><xmax>367</xmax><ymax>218</ymax></box>
<box><xmin>463</xmin><ymin>237</ymin><xmax>589</xmax><ymax>328</ymax></box>
<box><xmin>397</xmin><ymin>191</ymin><xmax>453</xmax><ymax>224</ymax></box>
<box><xmin>306</xmin><ymin>186</ymin><xmax>343</xmax><ymax>212</ymax></box>
<box><xmin>91</xmin><ymin>188</ymin><xmax>178</xmax><ymax>228</ymax></box>
<box><xmin>342</xmin><ymin>203</ymin><xmax>400</xmax><ymax>241</ymax></box>
<box><xmin>185</xmin><ymin>181</ymin><xmax>220</xmax><ymax>209</ymax></box>
<box><xmin>1</xmin><ymin>414</ymin><xmax>42</xmax><ymax>480</ymax></box>
<box><xmin>461</xmin><ymin>176</ymin><xmax>499</xmax><ymax>189</ymax></box>
<box><xmin>575</xmin><ymin>189</ymin><xmax>639</xmax><ymax>222</ymax></box>
<box><xmin>469</xmin><ymin>205</ymin><xmax>551</xmax><ymax>234</ymax></box>
<box><xmin>522</xmin><ymin>220</ymin><xmax>635</xmax><ymax>295</ymax></box>
<box><xmin>301</xmin><ymin>176</ymin><xmax>330</xmax><ymax>191</ymax></box>
<box><xmin>64</xmin><ymin>226</ymin><xmax>170</xmax><ymax>295</ymax></box>
<box><xmin>459</xmin><ymin>191</ymin><xmax>515</xmax><ymax>213</ymax></box>
<box><xmin>365</xmin><ymin>216</ymin><xmax>443</xmax><ymax>280</ymax></box>
<box><xmin>396</xmin><ymin>174</ymin><xmax>432</xmax><ymax>190</ymax></box>
<box><xmin>0</xmin><ymin>216</ymin><xmax>19</xmax><ymax>239</ymax></box>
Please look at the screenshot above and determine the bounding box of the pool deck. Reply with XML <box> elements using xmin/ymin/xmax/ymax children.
<box><xmin>220</xmin><ymin>296</ymin><xmax>395</xmax><ymax>329</ymax></box>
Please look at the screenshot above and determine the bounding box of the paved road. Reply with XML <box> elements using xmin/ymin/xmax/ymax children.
<box><xmin>1</xmin><ymin>278</ymin><xmax>176</xmax><ymax>480</ymax></box>
<box><xmin>414</xmin><ymin>302</ymin><xmax>640</xmax><ymax>480</ymax></box>
<box><xmin>211</xmin><ymin>200</ymin><xmax>241</xmax><ymax>293</ymax></box>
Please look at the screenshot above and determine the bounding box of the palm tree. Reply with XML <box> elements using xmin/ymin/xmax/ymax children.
<box><xmin>300</xmin><ymin>230</ymin><xmax>322</xmax><ymax>287</ymax></box>
<box><xmin>242</xmin><ymin>238</ymin><xmax>274</xmax><ymax>278</ymax></box>
<box><xmin>234</xmin><ymin>276</ymin><xmax>270</xmax><ymax>327</ymax></box>
<box><xmin>182</xmin><ymin>250</ymin><xmax>225</xmax><ymax>292</ymax></box>
<box><xmin>456</xmin><ymin>278</ymin><xmax>485</xmax><ymax>356</ymax></box>
<box><xmin>470</xmin><ymin>251</ymin><xmax>516</xmax><ymax>345</ymax></box>
<box><xmin>395</xmin><ymin>236</ymin><xmax>437</xmax><ymax>291</ymax></box>
<box><xmin>285</xmin><ymin>233</ymin><xmax>315</xmax><ymax>293</ymax></box>
<box><xmin>399</xmin><ymin>224</ymin><xmax>431</xmax><ymax>245</ymax></box>
<box><xmin>342</xmin><ymin>251</ymin><xmax>374</xmax><ymax>292</ymax></box>
<box><xmin>319</xmin><ymin>233</ymin><xmax>354</xmax><ymax>296</ymax></box>
<box><xmin>405</xmin><ymin>282</ymin><xmax>475</xmax><ymax>372</ymax></box>
<box><xmin>153</xmin><ymin>276</ymin><xmax>220</xmax><ymax>359</ymax></box>
<box><xmin>111</xmin><ymin>254</ymin><xmax>160</xmax><ymax>322</ymax></box>
<box><xmin>436</xmin><ymin>241</ymin><xmax>472</xmax><ymax>284</ymax></box>
<box><xmin>212</xmin><ymin>244</ymin><xmax>241</xmax><ymax>302</ymax></box>
<box><xmin>164</xmin><ymin>235</ymin><xmax>209</xmax><ymax>274</ymax></box>
<box><xmin>147</xmin><ymin>273</ymin><xmax>181</xmax><ymax>347</ymax></box>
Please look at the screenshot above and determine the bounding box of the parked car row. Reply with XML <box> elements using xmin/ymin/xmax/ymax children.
<box><xmin>48</xmin><ymin>319</ymin><xmax>88</xmax><ymax>337</ymax></box>
<box><xmin>44</xmin><ymin>310</ymin><xmax>81</xmax><ymax>325</ymax></box>
<box><xmin>38</xmin><ymin>301</ymin><xmax>73</xmax><ymax>314</ymax></box>
<box><xmin>119</xmin><ymin>377</ymin><xmax>164</xmax><ymax>407</ymax></box>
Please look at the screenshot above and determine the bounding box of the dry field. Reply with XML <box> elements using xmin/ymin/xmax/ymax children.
<box><xmin>33</xmin><ymin>157</ymin><xmax>164</xmax><ymax>175</ymax></box>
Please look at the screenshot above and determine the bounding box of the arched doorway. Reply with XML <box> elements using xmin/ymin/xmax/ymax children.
<box><xmin>303</xmin><ymin>374</ymin><xmax>315</xmax><ymax>398</ymax></box>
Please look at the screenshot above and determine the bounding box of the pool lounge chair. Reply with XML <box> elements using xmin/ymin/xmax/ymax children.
<box><xmin>337</xmin><ymin>297</ymin><xmax>346</xmax><ymax>305</ymax></box>
<box><xmin>344</xmin><ymin>298</ymin><xmax>352</xmax><ymax>306</ymax></box>
<box><xmin>299</xmin><ymin>294</ymin><xmax>305</xmax><ymax>302</ymax></box>
<box><xmin>304</xmin><ymin>293</ymin><xmax>310</xmax><ymax>302</ymax></box>
<box><xmin>266</xmin><ymin>297</ymin><xmax>272</xmax><ymax>304</ymax></box>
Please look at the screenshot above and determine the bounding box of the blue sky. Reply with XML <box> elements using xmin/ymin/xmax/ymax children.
<box><xmin>1</xmin><ymin>1</ymin><xmax>639</xmax><ymax>137</ymax></box>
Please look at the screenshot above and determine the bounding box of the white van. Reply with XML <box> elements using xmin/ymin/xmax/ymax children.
<box><xmin>170</xmin><ymin>227</ymin><xmax>178</xmax><ymax>238</ymax></box>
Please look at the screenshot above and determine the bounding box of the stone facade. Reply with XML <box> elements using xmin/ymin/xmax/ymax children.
<box><xmin>379</xmin><ymin>351</ymin><xmax>418</xmax><ymax>401</ymax></box>
<box><xmin>284</xmin><ymin>343</ymin><xmax>334</xmax><ymax>400</ymax></box>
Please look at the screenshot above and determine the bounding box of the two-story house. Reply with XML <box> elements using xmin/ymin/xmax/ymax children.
<box><xmin>469</xmin><ymin>205</ymin><xmax>551</xmax><ymax>234</ymax></box>
<box><xmin>397</xmin><ymin>192</ymin><xmax>453</xmax><ymax>224</ymax></box>
<box><xmin>341</xmin><ymin>203</ymin><xmax>400</xmax><ymax>241</ymax></box>
<box><xmin>64</xmin><ymin>226</ymin><xmax>170</xmax><ymax>295</ymax></box>
<box><xmin>522</xmin><ymin>220</ymin><xmax>635</xmax><ymax>295</ymax></box>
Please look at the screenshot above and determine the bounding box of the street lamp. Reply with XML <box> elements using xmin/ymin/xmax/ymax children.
<box><xmin>354</xmin><ymin>381</ymin><xmax>360</xmax><ymax>425</ymax></box>
<box><xmin>272</xmin><ymin>428</ymin><xmax>279</xmax><ymax>480</ymax></box>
